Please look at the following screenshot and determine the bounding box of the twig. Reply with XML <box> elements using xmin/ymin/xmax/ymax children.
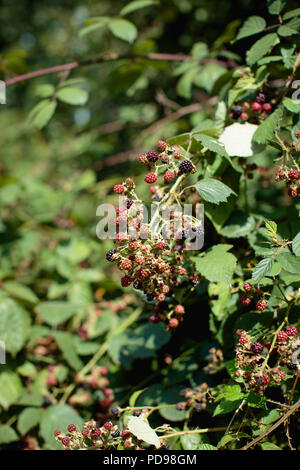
<box><xmin>241</xmin><ymin>398</ymin><xmax>300</xmax><ymax>450</ymax></box>
<box><xmin>5</xmin><ymin>52</ymin><xmax>195</xmax><ymax>87</ymax></box>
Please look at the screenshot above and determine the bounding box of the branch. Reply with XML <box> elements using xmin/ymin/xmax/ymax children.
<box><xmin>241</xmin><ymin>398</ymin><xmax>300</xmax><ymax>450</ymax></box>
<box><xmin>4</xmin><ymin>52</ymin><xmax>195</xmax><ymax>86</ymax></box>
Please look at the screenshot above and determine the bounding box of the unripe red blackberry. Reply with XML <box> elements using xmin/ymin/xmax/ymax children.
<box><xmin>149</xmin><ymin>314</ymin><xmax>160</xmax><ymax>323</ymax></box>
<box><xmin>251</xmin><ymin>342</ymin><xmax>263</xmax><ymax>354</ymax></box>
<box><xmin>251</xmin><ymin>102</ymin><xmax>262</xmax><ymax>112</ymax></box>
<box><xmin>61</xmin><ymin>437</ymin><xmax>71</xmax><ymax>446</ymax></box>
<box><xmin>113</xmin><ymin>184</ymin><xmax>125</xmax><ymax>194</ymax></box>
<box><xmin>243</xmin><ymin>282</ymin><xmax>253</xmax><ymax>293</ymax></box>
<box><xmin>157</xmin><ymin>140</ymin><xmax>167</xmax><ymax>152</ymax></box>
<box><xmin>240</xmin><ymin>294</ymin><xmax>251</xmax><ymax>306</ymax></box>
<box><xmin>81</xmin><ymin>428</ymin><xmax>90</xmax><ymax>437</ymax></box>
<box><xmin>179</xmin><ymin>160</ymin><xmax>194</xmax><ymax>173</ymax></box>
<box><xmin>239</xmin><ymin>336</ymin><xmax>248</xmax><ymax>345</ymax></box>
<box><xmin>54</xmin><ymin>429</ymin><xmax>61</xmax><ymax>437</ymax></box>
<box><xmin>129</xmin><ymin>241</ymin><xmax>138</xmax><ymax>250</ymax></box>
<box><xmin>164</xmin><ymin>170</ymin><xmax>175</xmax><ymax>183</ymax></box>
<box><xmin>103</xmin><ymin>421</ymin><xmax>112</xmax><ymax>431</ymax></box>
<box><xmin>263</xmin><ymin>374</ymin><xmax>270</xmax><ymax>386</ymax></box>
<box><xmin>145</xmin><ymin>173</ymin><xmax>157</xmax><ymax>184</ymax></box>
<box><xmin>169</xmin><ymin>318</ymin><xmax>179</xmax><ymax>328</ymax></box>
<box><xmin>236</xmin><ymin>329</ymin><xmax>246</xmax><ymax>336</ymax></box>
<box><xmin>156</xmin><ymin>293</ymin><xmax>165</xmax><ymax>302</ymax></box>
<box><xmin>173</xmin><ymin>151</ymin><xmax>182</xmax><ymax>159</ymax></box>
<box><xmin>91</xmin><ymin>427</ymin><xmax>101</xmax><ymax>437</ymax></box>
<box><xmin>146</xmin><ymin>151</ymin><xmax>159</xmax><ymax>163</ymax></box>
<box><xmin>277</xmin><ymin>330</ymin><xmax>288</xmax><ymax>342</ymax></box>
<box><xmin>138</xmin><ymin>268</ymin><xmax>150</xmax><ymax>278</ymax></box>
<box><xmin>262</xmin><ymin>103</ymin><xmax>272</xmax><ymax>112</ymax></box>
<box><xmin>285</xmin><ymin>325</ymin><xmax>298</xmax><ymax>337</ymax></box>
<box><xmin>256</xmin><ymin>299</ymin><xmax>267</xmax><ymax>311</ymax></box>
<box><xmin>295</xmin><ymin>130</ymin><xmax>300</xmax><ymax>139</ymax></box>
<box><xmin>121</xmin><ymin>428</ymin><xmax>130</xmax><ymax>439</ymax></box>
<box><xmin>241</xmin><ymin>112</ymin><xmax>249</xmax><ymax>120</ymax></box>
<box><xmin>288</xmin><ymin>169</ymin><xmax>300</xmax><ymax>180</ymax></box>
<box><xmin>174</xmin><ymin>305</ymin><xmax>185</xmax><ymax>315</ymax></box>
<box><xmin>135</xmin><ymin>256</ymin><xmax>145</xmax><ymax>265</ymax></box>
<box><xmin>119</xmin><ymin>259</ymin><xmax>132</xmax><ymax>271</ymax></box>
<box><xmin>138</xmin><ymin>154</ymin><xmax>147</xmax><ymax>164</ymax></box>
<box><xmin>156</xmin><ymin>241</ymin><xmax>166</xmax><ymax>250</ymax></box>
<box><xmin>121</xmin><ymin>275</ymin><xmax>132</xmax><ymax>287</ymax></box>
<box><xmin>67</xmin><ymin>424</ymin><xmax>76</xmax><ymax>433</ymax></box>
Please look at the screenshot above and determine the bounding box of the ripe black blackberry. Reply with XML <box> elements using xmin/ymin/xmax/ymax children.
<box><xmin>106</xmin><ymin>249</ymin><xmax>115</xmax><ymax>262</ymax></box>
<box><xmin>256</xmin><ymin>93</ymin><xmax>266</xmax><ymax>104</ymax></box>
<box><xmin>232</xmin><ymin>105</ymin><xmax>242</xmax><ymax>118</ymax></box>
<box><xmin>179</xmin><ymin>160</ymin><xmax>193</xmax><ymax>174</ymax></box>
<box><xmin>146</xmin><ymin>151</ymin><xmax>159</xmax><ymax>163</ymax></box>
<box><xmin>126</xmin><ymin>199</ymin><xmax>134</xmax><ymax>209</ymax></box>
<box><xmin>287</xmin><ymin>363</ymin><xmax>298</xmax><ymax>370</ymax></box>
<box><xmin>112</xmin><ymin>430</ymin><xmax>120</xmax><ymax>438</ymax></box>
<box><xmin>133</xmin><ymin>280</ymin><xmax>142</xmax><ymax>290</ymax></box>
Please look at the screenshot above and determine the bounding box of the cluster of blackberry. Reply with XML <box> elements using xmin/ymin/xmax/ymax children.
<box><xmin>240</xmin><ymin>282</ymin><xmax>268</xmax><ymax>311</ymax></box>
<box><xmin>175</xmin><ymin>383</ymin><xmax>210</xmax><ymax>413</ymax></box>
<box><xmin>235</xmin><ymin>325</ymin><xmax>299</xmax><ymax>395</ymax></box>
<box><xmin>55</xmin><ymin>418</ymin><xmax>166</xmax><ymax>450</ymax></box>
<box><xmin>106</xmin><ymin>141</ymin><xmax>204</xmax><ymax>328</ymax></box>
<box><xmin>275</xmin><ymin>133</ymin><xmax>300</xmax><ymax>198</ymax></box>
<box><xmin>230</xmin><ymin>92</ymin><xmax>273</xmax><ymax>122</ymax></box>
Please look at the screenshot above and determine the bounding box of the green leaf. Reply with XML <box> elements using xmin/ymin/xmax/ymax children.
<box><xmin>176</xmin><ymin>68</ymin><xmax>197</xmax><ymax>99</ymax></box>
<box><xmin>18</xmin><ymin>407</ymin><xmax>43</xmax><ymax>435</ymax></box>
<box><xmin>79</xmin><ymin>17</ymin><xmax>109</xmax><ymax>37</ymax></box>
<box><xmin>0</xmin><ymin>425</ymin><xmax>19</xmax><ymax>444</ymax></box>
<box><xmin>283</xmin><ymin>98</ymin><xmax>300</xmax><ymax>113</ymax></box>
<box><xmin>260</xmin><ymin>442</ymin><xmax>282</xmax><ymax>450</ymax></box>
<box><xmin>192</xmin><ymin>244</ymin><xmax>237</xmax><ymax>285</ymax></box>
<box><xmin>180</xmin><ymin>433</ymin><xmax>204</xmax><ymax>450</ymax></box>
<box><xmin>252</xmin><ymin>257</ymin><xmax>274</xmax><ymax>283</ymax></box>
<box><xmin>0</xmin><ymin>372</ymin><xmax>23</xmax><ymax>409</ymax></box>
<box><xmin>29</xmin><ymin>99</ymin><xmax>57</xmax><ymax>129</ymax></box>
<box><xmin>52</xmin><ymin>331</ymin><xmax>83</xmax><ymax>370</ymax></box>
<box><xmin>213</xmin><ymin>399</ymin><xmax>243</xmax><ymax>416</ymax></box>
<box><xmin>198</xmin><ymin>443</ymin><xmax>218</xmax><ymax>450</ymax></box>
<box><xmin>108</xmin><ymin>18</ymin><xmax>137</xmax><ymax>43</ymax></box>
<box><xmin>120</xmin><ymin>0</ymin><xmax>158</xmax><ymax>16</ymax></box>
<box><xmin>195</xmin><ymin>178</ymin><xmax>235</xmax><ymax>205</ymax></box>
<box><xmin>194</xmin><ymin>134</ymin><xmax>230</xmax><ymax>160</ymax></box>
<box><xmin>236</xmin><ymin>16</ymin><xmax>266</xmax><ymax>41</ymax></box>
<box><xmin>253</xmin><ymin>107</ymin><xmax>283</xmax><ymax>144</ymax></box>
<box><xmin>36</xmin><ymin>84</ymin><xmax>55</xmax><ymax>98</ymax></box>
<box><xmin>2</xmin><ymin>281</ymin><xmax>38</xmax><ymax>304</ymax></box>
<box><xmin>40</xmin><ymin>405</ymin><xmax>83</xmax><ymax>449</ymax></box>
<box><xmin>129</xmin><ymin>388</ymin><xmax>148</xmax><ymax>407</ymax></box>
<box><xmin>278</xmin><ymin>17</ymin><xmax>300</xmax><ymax>36</ymax></box>
<box><xmin>283</xmin><ymin>8</ymin><xmax>300</xmax><ymax>20</ymax></box>
<box><xmin>277</xmin><ymin>252</ymin><xmax>300</xmax><ymax>274</ymax></box>
<box><xmin>0</xmin><ymin>299</ymin><xmax>31</xmax><ymax>355</ymax></box>
<box><xmin>36</xmin><ymin>301</ymin><xmax>78</xmax><ymax>326</ymax></box>
<box><xmin>56</xmin><ymin>87</ymin><xmax>88</xmax><ymax>105</ymax></box>
<box><xmin>246</xmin><ymin>391</ymin><xmax>267</xmax><ymax>409</ymax></box>
<box><xmin>267</xmin><ymin>0</ymin><xmax>287</xmax><ymax>15</ymax></box>
<box><xmin>246</xmin><ymin>33</ymin><xmax>279</xmax><ymax>66</ymax></box>
<box><xmin>292</xmin><ymin>232</ymin><xmax>300</xmax><ymax>256</ymax></box>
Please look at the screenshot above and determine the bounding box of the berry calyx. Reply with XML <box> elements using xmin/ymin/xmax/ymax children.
<box><xmin>113</xmin><ymin>184</ymin><xmax>125</xmax><ymax>194</ymax></box>
<box><xmin>145</xmin><ymin>173</ymin><xmax>157</xmax><ymax>184</ymax></box>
